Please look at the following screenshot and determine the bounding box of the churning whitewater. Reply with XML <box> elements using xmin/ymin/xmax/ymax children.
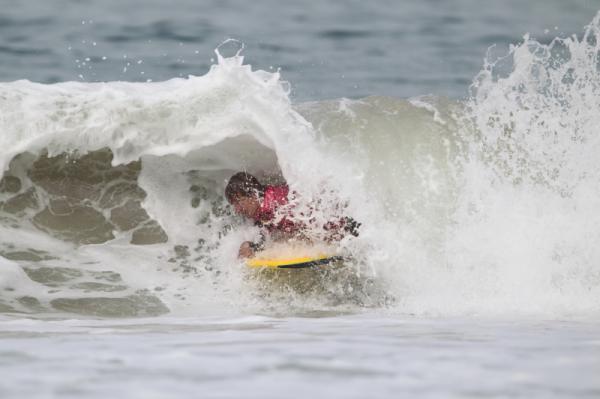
<box><xmin>2</xmin><ymin>16</ymin><xmax>600</xmax><ymax>318</ymax></box>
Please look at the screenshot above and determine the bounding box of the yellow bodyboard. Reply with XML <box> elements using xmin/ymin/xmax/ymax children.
<box><xmin>246</xmin><ymin>254</ymin><xmax>342</xmax><ymax>269</ymax></box>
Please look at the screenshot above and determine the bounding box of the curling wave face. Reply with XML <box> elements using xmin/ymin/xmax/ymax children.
<box><xmin>2</xmin><ymin>14</ymin><xmax>600</xmax><ymax>318</ymax></box>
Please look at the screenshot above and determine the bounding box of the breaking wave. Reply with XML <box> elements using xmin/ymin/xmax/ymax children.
<box><xmin>2</xmin><ymin>15</ymin><xmax>600</xmax><ymax>318</ymax></box>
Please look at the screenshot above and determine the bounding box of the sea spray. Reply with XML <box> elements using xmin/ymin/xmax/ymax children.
<box><xmin>2</xmin><ymin>15</ymin><xmax>600</xmax><ymax>317</ymax></box>
<box><xmin>298</xmin><ymin>13</ymin><xmax>600</xmax><ymax>316</ymax></box>
<box><xmin>0</xmin><ymin>47</ymin><xmax>384</xmax><ymax>316</ymax></box>
<box><xmin>441</xmin><ymin>12</ymin><xmax>600</xmax><ymax>316</ymax></box>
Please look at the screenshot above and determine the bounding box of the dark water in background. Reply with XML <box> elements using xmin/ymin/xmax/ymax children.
<box><xmin>0</xmin><ymin>0</ymin><xmax>598</xmax><ymax>100</ymax></box>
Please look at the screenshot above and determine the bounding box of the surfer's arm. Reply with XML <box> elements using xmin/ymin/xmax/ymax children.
<box><xmin>238</xmin><ymin>231</ymin><xmax>266</xmax><ymax>258</ymax></box>
<box><xmin>238</xmin><ymin>241</ymin><xmax>255</xmax><ymax>258</ymax></box>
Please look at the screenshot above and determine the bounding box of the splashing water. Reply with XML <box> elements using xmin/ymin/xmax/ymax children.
<box><xmin>2</xmin><ymin>14</ymin><xmax>600</xmax><ymax>319</ymax></box>
<box><xmin>441</xmin><ymin>12</ymin><xmax>600</xmax><ymax>316</ymax></box>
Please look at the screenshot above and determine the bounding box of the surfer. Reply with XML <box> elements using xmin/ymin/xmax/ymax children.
<box><xmin>225</xmin><ymin>172</ymin><xmax>360</xmax><ymax>258</ymax></box>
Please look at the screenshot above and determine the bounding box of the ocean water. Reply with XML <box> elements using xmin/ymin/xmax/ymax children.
<box><xmin>1</xmin><ymin>1</ymin><xmax>600</xmax><ymax>398</ymax></box>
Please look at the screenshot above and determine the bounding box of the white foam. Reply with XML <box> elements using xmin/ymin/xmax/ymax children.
<box><xmin>2</xmin><ymin>15</ymin><xmax>600</xmax><ymax>317</ymax></box>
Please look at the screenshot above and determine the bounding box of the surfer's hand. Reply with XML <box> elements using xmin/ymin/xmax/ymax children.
<box><xmin>238</xmin><ymin>241</ymin><xmax>255</xmax><ymax>258</ymax></box>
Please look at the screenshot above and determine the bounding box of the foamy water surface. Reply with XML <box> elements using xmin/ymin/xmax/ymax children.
<box><xmin>1</xmin><ymin>1</ymin><xmax>600</xmax><ymax>398</ymax></box>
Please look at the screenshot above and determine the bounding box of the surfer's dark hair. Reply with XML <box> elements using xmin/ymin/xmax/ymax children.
<box><xmin>225</xmin><ymin>172</ymin><xmax>264</xmax><ymax>203</ymax></box>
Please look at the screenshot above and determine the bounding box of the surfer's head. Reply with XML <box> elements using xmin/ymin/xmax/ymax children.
<box><xmin>225</xmin><ymin>172</ymin><xmax>264</xmax><ymax>218</ymax></box>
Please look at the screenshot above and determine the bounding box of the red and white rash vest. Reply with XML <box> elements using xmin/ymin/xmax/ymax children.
<box><xmin>252</xmin><ymin>185</ymin><xmax>298</xmax><ymax>233</ymax></box>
